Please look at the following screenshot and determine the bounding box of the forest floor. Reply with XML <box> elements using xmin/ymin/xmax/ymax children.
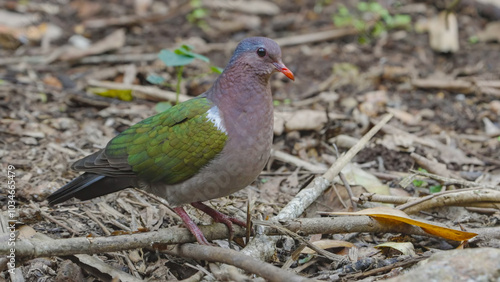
<box><xmin>1</xmin><ymin>0</ymin><xmax>500</xmax><ymax>281</ymax></box>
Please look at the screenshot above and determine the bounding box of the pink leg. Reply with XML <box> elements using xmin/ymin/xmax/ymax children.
<box><xmin>173</xmin><ymin>206</ymin><xmax>210</xmax><ymax>245</ymax></box>
<box><xmin>191</xmin><ymin>201</ymin><xmax>246</xmax><ymax>241</ymax></box>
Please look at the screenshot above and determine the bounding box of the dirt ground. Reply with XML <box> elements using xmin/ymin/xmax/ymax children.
<box><xmin>1</xmin><ymin>0</ymin><xmax>500</xmax><ymax>281</ymax></box>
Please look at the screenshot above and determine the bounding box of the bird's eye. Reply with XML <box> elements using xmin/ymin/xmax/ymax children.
<box><xmin>257</xmin><ymin>48</ymin><xmax>266</xmax><ymax>57</ymax></box>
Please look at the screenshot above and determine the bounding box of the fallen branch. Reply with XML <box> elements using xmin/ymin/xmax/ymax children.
<box><xmin>399</xmin><ymin>188</ymin><xmax>500</xmax><ymax>214</ymax></box>
<box><xmin>2</xmin><ymin>216</ymin><xmax>436</xmax><ymax>260</ymax></box>
<box><xmin>158</xmin><ymin>244</ymin><xmax>312</xmax><ymax>282</ymax></box>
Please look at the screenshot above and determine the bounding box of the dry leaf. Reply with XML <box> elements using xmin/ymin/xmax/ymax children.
<box><xmin>428</xmin><ymin>11</ymin><xmax>459</xmax><ymax>53</ymax></box>
<box><xmin>302</xmin><ymin>240</ymin><xmax>355</xmax><ymax>254</ymax></box>
<box><xmin>477</xmin><ymin>21</ymin><xmax>500</xmax><ymax>42</ymax></box>
<box><xmin>341</xmin><ymin>163</ymin><xmax>391</xmax><ymax>195</ymax></box>
<box><xmin>376</xmin><ymin>242</ymin><xmax>416</xmax><ymax>256</ymax></box>
<box><xmin>326</xmin><ymin>206</ymin><xmax>477</xmax><ymax>241</ymax></box>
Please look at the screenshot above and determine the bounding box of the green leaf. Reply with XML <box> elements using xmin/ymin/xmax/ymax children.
<box><xmin>429</xmin><ymin>185</ymin><xmax>443</xmax><ymax>193</ymax></box>
<box><xmin>468</xmin><ymin>36</ymin><xmax>479</xmax><ymax>44</ymax></box>
<box><xmin>338</xmin><ymin>5</ymin><xmax>350</xmax><ymax>16</ymax></box>
<box><xmin>210</xmin><ymin>66</ymin><xmax>223</xmax><ymax>74</ymax></box>
<box><xmin>357</xmin><ymin>2</ymin><xmax>368</xmax><ymax>12</ymax></box>
<box><xmin>155</xmin><ymin>101</ymin><xmax>172</xmax><ymax>113</ymax></box>
<box><xmin>393</xmin><ymin>14</ymin><xmax>411</xmax><ymax>25</ymax></box>
<box><xmin>146</xmin><ymin>74</ymin><xmax>166</xmax><ymax>85</ymax></box>
<box><xmin>412</xmin><ymin>179</ymin><xmax>424</xmax><ymax>187</ymax></box>
<box><xmin>158</xmin><ymin>49</ymin><xmax>194</xmax><ymax>67</ymax></box>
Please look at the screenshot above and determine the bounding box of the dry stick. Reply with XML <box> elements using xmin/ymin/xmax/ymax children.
<box><xmin>275</xmin><ymin>28</ymin><xmax>359</xmax><ymax>47</ymax></box>
<box><xmin>332</xmin><ymin>144</ymin><xmax>357</xmax><ymax>211</ymax></box>
<box><xmin>358</xmin><ymin>192</ymin><xmax>500</xmax><ymax>209</ymax></box>
<box><xmin>272</xmin><ymin>150</ymin><xmax>327</xmax><ymax>173</ymax></box>
<box><xmin>357</xmin><ymin>193</ymin><xmax>411</xmax><ymax>205</ymax></box>
<box><xmin>400</xmin><ymin>189</ymin><xmax>500</xmax><ymax>214</ymax></box>
<box><xmin>87</xmin><ymin>79</ymin><xmax>191</xmax><ymax>103</ymax></box>
<box><xmin>411</xmin><ymin>169</ymin><xmax>499</xmax><ymax>189</ymax></box>
<box><xmin>1</xmin><ymin>216</ymin><xmax>434</xmax><ymax>260</ymax></box>
<box><xmin>275</xmin><ymin>114</ymin><xmax>393</xmax><ymax>221</ymax></box>
<box><xmin>29</xmin><ymin>202</ymin><xmax>78</xmax><ymax>235</ymax></box>
<box><xmin>84</xmin><ymin>209</ymin><xmax>111</xmax><ymax>236</ymax></box>
<box><xmin>157</xmin><ymin>244</ymin><xmax>312</xmax><ymax>282</ymax></box>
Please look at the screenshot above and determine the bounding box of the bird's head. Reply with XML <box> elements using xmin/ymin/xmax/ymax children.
<box><xmin>228</xmin><ymin>37</ymin><xmax>294</xmax><ymax>81</ymax></box>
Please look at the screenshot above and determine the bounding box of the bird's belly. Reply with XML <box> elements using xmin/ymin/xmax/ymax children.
<box><xmin>149</xmin><ymin>129</ymin><xmax>272</xmax><ymax>206</ymax></box>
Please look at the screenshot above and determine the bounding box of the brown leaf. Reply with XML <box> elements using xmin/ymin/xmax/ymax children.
<box><xmin>302</xmin><ymin>240</ymin><xmax>355</xmax><ymax>254</ymax></box>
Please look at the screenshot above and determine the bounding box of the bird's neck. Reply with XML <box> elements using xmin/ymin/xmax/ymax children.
<box><xmin>209</xmin><ymin>63</ymin><xmax>272</xmax><ymax>112</ymax></box>
<box><xmin>207</xmin><ymin>63</ymin><xmax>273</xmax><ymax>137</ymax></box>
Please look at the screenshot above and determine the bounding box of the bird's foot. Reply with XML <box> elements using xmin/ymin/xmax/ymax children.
<box><xmin>173</xmin><ymin>206</ymin><xmax>210</xmax><ymax>245</ymax></box>
<box><xmin>191</xmin><ymin>201</ymin><xmax>246</xmax><ymax>242</ymax></box>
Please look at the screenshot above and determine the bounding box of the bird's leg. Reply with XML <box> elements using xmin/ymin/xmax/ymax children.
<box><xmin>191</xmin><ymin>201</ymin><xmax>246</xmax><ymax>242</ymax></box>
<box><xmin>173</xmin><ymin>206</ymin><xmax>210</xmax><ymax>245</ymax></box>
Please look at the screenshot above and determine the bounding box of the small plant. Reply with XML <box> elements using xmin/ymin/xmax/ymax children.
<box><xmin>333</xmin><ymin>1</ymin><xmax>411</xmax><ymax>44</ymax></box>
<box><xmin>412</xmin><ymin>168</ymin><xmax>442</xmax><ymax>193</ymax></box>
<box><xmin>147</xmin><ymin>44</ymin><xmax>222</xmax><ymax>106</ymax></box>
<box><xmin>186</xmin><ymin>0</ymin><xmax>208</xmax><ymax>30</ymax></box>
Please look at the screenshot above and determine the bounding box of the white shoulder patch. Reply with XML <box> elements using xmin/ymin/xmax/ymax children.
<box><xmin>206</xmin><ymin>106</ymin><xmax>227</xmax><ymax>134</ymax></box>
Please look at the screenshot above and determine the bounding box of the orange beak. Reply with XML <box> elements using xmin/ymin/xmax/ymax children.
<box><xmin>273</xmin><ymin>62</ymin><xmax>295</xmax><ymax>81</ymax></box>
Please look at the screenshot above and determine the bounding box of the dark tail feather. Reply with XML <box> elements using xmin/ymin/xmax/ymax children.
<box><xmin>48</xmin><ymin>173</ymin><xmax>133</xmax><ymax>205</ymax></box>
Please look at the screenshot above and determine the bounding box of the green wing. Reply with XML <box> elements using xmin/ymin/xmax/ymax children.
<box><xmin>74</xmin><ymin>97</ymin><xmax>228</xmax><ymax>185</ymax></box>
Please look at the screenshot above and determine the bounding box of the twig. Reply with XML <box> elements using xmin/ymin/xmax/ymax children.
<box><xmin>271</xmin><ymin>150</ymin><xmax>327</xmax><ymax>173</ymax></box>
<box><xmin>86</xmin><ymin>79</ymin><xmax>191</xmax><ymax>103</ymax></box>
<box><xmin>30</xmin><ymin>203</ymin><xmax>78</xmax><ymax>235</ymax></box>
<box><xmin>411</xmin><ymin>169</ymin><xmax>498</xmax><ymax>189</ymax></box>
<box><xmin>276</xmin><ymin>28</ymin><xmax>359</xmax><ymax>47</ymax></box>
<box><xmin>332</xmin><ymin>143</ymin><xmax>357</xmax><ymax>211</ymax></box>
<box><xmin>80</xmin><ymin>53</ymin><xmax>158</xmax><ymax>64</ymax></box>
<box><xmin>156</xmin><ymin>244</ymin><xmax>314</xmax><ymax>282</ymax></box>
<box><xmin>399</xmin><ymin>188</ymin><xmax>500</xmax><ymax>214</ymax></box>
<box><xmin>410</xmin><ymin>152</ymin><xmax>459</xmax><ymax>179</ymax></box>
<box><xmin>84</xmin><ymin>209</ymin><xmax>111</xmax><ymax>236</ymax></box>
<box><xmin>411</xmin><ymin>78</ymin><xmax>473</xmax><ymax>93</ymax></box>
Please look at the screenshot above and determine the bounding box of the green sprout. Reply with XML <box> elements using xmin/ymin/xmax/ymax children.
<box><xmin>187</xmin><ymin>0</ymin><xmax>208</xmax><ymax>30</ymax></box>
<box><xmin>412</xmin><ymin>168</ymin><xmax>442</xmax><ymax>193</ymax></box>
<box><xmin>333</xmin><ymin>1</ymin><xmax>411</xmax><ymax>44</ymax></box>
<box><xmin>147</xmin><ymin>44</ymin><xmax>222</xmax><ymax>105</ymax></box>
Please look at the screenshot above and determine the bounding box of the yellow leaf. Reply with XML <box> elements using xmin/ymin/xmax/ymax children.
<box><xmin>326</xmin><ymin>206</ymin><xmax>477</xmax><ymax>241</ymax></box>
<box><xmin>88</xmin><ymin>87</ymin><xmax>133</xmax><ymax>101</ymax></box>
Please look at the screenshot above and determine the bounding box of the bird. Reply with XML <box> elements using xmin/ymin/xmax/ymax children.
<box><xmin>48</xmin><ymin>37</ymin><xmax>294</xmax><ymax>245</ymax></box>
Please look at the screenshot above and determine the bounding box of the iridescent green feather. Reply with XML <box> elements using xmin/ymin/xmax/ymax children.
<box><xmin>105</xmin><ymin>97</ymin><xmax>228</xmax><ymax>184</ymax></box>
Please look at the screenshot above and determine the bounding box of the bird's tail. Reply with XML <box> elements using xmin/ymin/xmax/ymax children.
<box><xmin>47</xmin><ymin>173</ymin><xmax>132</xmax><ymax>205</ymax></box>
